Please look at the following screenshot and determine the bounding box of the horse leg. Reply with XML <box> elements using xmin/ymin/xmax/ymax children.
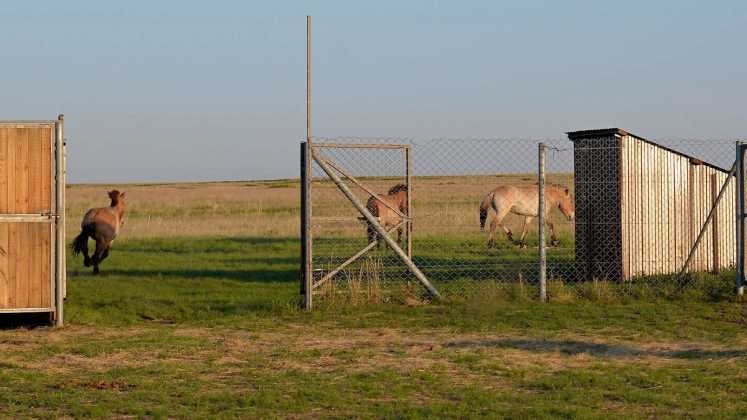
<box><xmin>81</xmin><ymin>238</ymin><xmax>92</xmax><ymax>267</ymax></box>
<box><xmin>546</xmin><ymin>220</ymin><xmax>559</xmax><ymax>247</ymax></box>
<box><xmin>367</xmin><ymin>223</ymin><xmax>375</xmax><ymax>245</ymax></box>
<box><xmin>92</xmin><ymin>239</ymin><xmax>107</xmax><ymax>275</ymax></box>
<box><xmin>518</xmin><ymin>216</ymin><xmax>533</xmax><ymax>249</ymax></box>
<box><xmin>487</xmin><ymin>204</ymin><xmax>513</xmax><ymax>248</ymax></box>
<box><xmin>487</xmin><ymin>219</ymin><xmax>497</xmax><ymax>248</ymax></box>
<box><xmin>99</xmin><ymin>245</ymin><xmax>111</xmax><ymax>263</ymax></box>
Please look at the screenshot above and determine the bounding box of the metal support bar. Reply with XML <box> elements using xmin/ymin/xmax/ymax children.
<box><xmin>320</xmin><ymin>154</ymin><xmax>409</xmax><ymax>220</ymax></box>
<box><xmin>737</xmin><ymin>142</ymin><xmax>745</xmax><ymax>296</ymax></box>
<box><xmin>679</xmin><ymin>161</ymin><xmax>736</xmax><ymax>277</ymax></box>
<box><xmin>312</xmin><ymin>143</ymin><xmax>408</xmax><ymax>150</ymax></box>
<box><xmin>311</xmin><ymin>149</ymin><xmax>441</xmax><ymax>300</ymax></box>
<box><xmin>405</xmin><ymin>146</ymin><xmax>413</xmax><ymax>259</ymax></box>
<box><xmin>538</xmin><ymin>143</ymin><xmax>547</xmax><ymax>302</ymax></box>
<box><xmin>54</xmin><ymin>114</ymin><xmax>64</xmax><ymax>327</ymax></box>
<box><xmin>0</xmin><ymin>214</ymin><xmax>57</xmax><ymax>222</ymax></box>
<box><xmin>300</xmin><ymin>142</ymin><xmax>313</xmax><ymax>309</ymax></box>
<box><xmin>312</xmin><ymin>220</ymin><xmax>406</xmax><ymax>290</ymax></box>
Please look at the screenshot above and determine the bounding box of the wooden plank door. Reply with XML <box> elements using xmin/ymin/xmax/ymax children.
<box><xmin>0</xmin><ymin>123</ymin><xmax>55</xmax><ymax>312</ymax></box>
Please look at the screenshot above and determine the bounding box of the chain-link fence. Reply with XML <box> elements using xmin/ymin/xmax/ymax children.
<box><xmin>301</xmin><ymin>134</ymin><xmax>741</xmax><ymax>307</ymax></box>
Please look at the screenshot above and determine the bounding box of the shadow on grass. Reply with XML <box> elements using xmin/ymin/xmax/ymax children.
<box><xmin>120</xmin><ymin>237</ymin><xmax>298</xmax><ymax>254</ymax></box>
<box><xmin>0</xmin><ymin>313</ymin><xmax>52</xmax><ymax>330</ymax></box>
<box><xmin>73</xmin><ymin>267</ymin><xmax>299</xmax><ymax>283</ymax></box>
<box><xmin>444</xmin><ymin>338</ymin><xmax>747</xmax><ymax>360</ymax></box>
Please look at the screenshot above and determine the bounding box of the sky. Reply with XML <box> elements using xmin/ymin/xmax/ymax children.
<box><xmin>1</xmin><ymin>1</ymin><xmax>746</xmax><ymax>183</ymax></box>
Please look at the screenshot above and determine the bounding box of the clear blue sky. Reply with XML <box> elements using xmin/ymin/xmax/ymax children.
<box><xmin>2</xmin><ymin>1</ymin><xmax>745</xmax><ymax>183</ymax></box>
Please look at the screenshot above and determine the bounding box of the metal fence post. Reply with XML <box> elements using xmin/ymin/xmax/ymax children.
<box><xmin>405</xmin><ymin>146</ymin><xmax>413</xmax><ymax>259</ymax></box>
<box><xmin>737</xmin><ymin>142</ymin><xmax>745</xmax><ymax>296</ymax></box>
<box><xmin>538</xmin><ymin>143</ymin><xmax>547</xmax><ymax>302</ymax></box>
<box><xmin>54</xmin><ymin>114</ymin><xmax>65</xmax><ymax>326</ymax></box>
<box><xmin>301</xmin><ymin>141</ymin><xmax>313</xmax><ymax>309</ymax></box>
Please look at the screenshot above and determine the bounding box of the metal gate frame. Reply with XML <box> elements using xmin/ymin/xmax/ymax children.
<box><xmin>300</xmin><ymin>141</ymin><xmax>439</xmax><ymax>309</ymax></box>
<box><xmin>0</xmin><ymin>115</ymin><xmax>66</xmax><ymax>326</ymax></box>
<box><xmin>736</xmin><ymin>142</ymin><xmax>746</xmax><ymax>296</ymax></box>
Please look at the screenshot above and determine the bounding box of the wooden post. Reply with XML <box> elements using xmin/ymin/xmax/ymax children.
<box><xmin>711</xmin><ymin>173</ymin><xmax>720</xmax><ymax>273</ymax></box>
<box><xmin>405</xmin><ymin>146</ymin><xmax>413</xmax><ymax>259</ymax></box>
<box><xmin>54</xmin><ymin>114</ymin><xmax>64</xmax><ymax>326</ymax></box>
<box><xmin>538</xmin><ymin>143</ymin><xmax>547</xmax><ymax>302</ymax></box>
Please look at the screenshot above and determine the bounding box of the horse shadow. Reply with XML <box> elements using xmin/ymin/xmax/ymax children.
<box><xmin>444</xmin><ymin>338</ymin><xmax>747</xmax><ymax>360</ymax></box>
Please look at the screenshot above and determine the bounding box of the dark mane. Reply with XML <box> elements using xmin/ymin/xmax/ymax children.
<box><xmin>387</xmin><ymin>183</ymin><xmax>408</xmax><ymax>194</ymax></box>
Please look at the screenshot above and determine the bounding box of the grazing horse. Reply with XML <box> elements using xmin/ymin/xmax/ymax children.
<box><xmin>479</xmin><ymin>184</ymin><xmax>574</xmax><ymax>248</ymax></box>
<box><xmin>362</xmin><ymin>183</ymin><xmax>408</xmax><ymax>247</ymax></box>
<box><xmin>72</xmin><ymin>190</ymin><xmax>126</xmax><ymax>274</ymax></box>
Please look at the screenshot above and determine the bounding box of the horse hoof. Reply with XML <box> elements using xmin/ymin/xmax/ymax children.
<box><xmin>550</xmin><ymin>240</ymin><xmax>559</xmax><ymax>247</ymax></box>
<box><xmin>519</xmin><ymin>242</ymin><xmax>527</xmax><ymax>249</ymax></box>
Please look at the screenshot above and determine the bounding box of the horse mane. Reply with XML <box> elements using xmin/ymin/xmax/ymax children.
<box><xmin>387</xmin><ymin>183</ymin><xmax>408</xmax><ymax>194</ymax></box>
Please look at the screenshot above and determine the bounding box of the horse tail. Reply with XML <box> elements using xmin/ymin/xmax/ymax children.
<box><xmin>479</xmin><ymin>192</ymin><xmax>494</xmax><ymax>231</ymax></box>
<box><xmin>72</xmin><ymin>224</ymin><xmax>94</xmax><ymax>256</ymax></box>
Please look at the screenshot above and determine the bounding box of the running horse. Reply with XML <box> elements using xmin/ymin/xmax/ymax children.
<box><xmin>479</xmin><ymin>184</ymin><xmax>574</xmax><ymax>248</ymax></box>
<box><xmin>362</xmin><ymin>183</ymin><xmax>408</xmax><ymax>247</ymax></box>
<box><xmin>72</xmin><ymin>190</ymin><xmax>126</xmax><ymax>274</ymax></box>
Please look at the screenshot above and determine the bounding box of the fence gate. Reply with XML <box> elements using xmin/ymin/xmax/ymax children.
<box><xmin>0</xmin><ymin>116</ymin><xmax>66</xmax><ymax>325</ymax></box>
<box><xmin>301</xmin><ymin>140</ymin><xmax>442</xmax><ymax>309</ymax></box>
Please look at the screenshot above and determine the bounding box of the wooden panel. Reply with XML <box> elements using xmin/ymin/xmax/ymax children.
<box><xmin>0</xmin><ymin>222</ymin><xmax>52</xmax><ymax>309</ymax></box>
<box><xmin>0</xmin><ymin>224</ymin><xmax>7</xmax><ymax>308</ymax></box>
<box><xmin>620</xmin><ymin>138</ymin><xmax>629</xmax><ymax>278</ymax></box>
<box><xmin>0</xmin><ymin>123</ymin><xmax>55</xmax><ymax>311</ymax></box>
<box><xmin>635</xmin><ymin>139</ymin><xmax>643</xmax><ymax>276</ymax></box>
<box><xmin>0</xmin><ymin>126</ymin><xmax>53</xmax><ymax>214</ymax></box>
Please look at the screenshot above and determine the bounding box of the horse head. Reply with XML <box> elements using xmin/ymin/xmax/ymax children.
<box><xmin>557</xmin><ymin>187</ymin><xmax>574</xmax><ymax>221</ymax></box>
<box><xmin>108</xmin><ymin>190</ymin><xmax>126</xmax><ymax>207</ymax></box>
<box><xmin>387</xmin><ymin>183</ymin><xmax>408</xmax><ymax>195</ymax></box>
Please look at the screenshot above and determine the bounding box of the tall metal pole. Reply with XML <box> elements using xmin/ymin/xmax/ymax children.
<box><xmin>302</xmin><ymin>15</ymin><xmax>314</xmax><ymax>309</ymax></box>
<box><xmin>737</xmin><ymin>142</ymin><xmax>745</xmax><ymax>296</ymax></box>
<box><xmin>538</xmin><ymin>143</ymin><xmax>547</xmax><ymax>302</ymax></box>
<box><xmin>306</xmin><ymin>15</ymin><xmax>312</xmax><ymax>144</ymax></box>
<box><xmin>55</xmin><ymin>114</ymin><xmax>65</xmax><ymax>326</ymax></box>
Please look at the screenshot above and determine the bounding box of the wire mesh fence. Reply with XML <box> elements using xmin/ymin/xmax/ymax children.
<box><xmin>304</xmin><ymin>134</ymin><xmax>741</xmax><ymax>306</ymax></box>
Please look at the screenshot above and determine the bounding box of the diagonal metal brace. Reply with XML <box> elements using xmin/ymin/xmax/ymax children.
<box><xmin>678</xmin><ymin>160</ymin><xmax>736</xmax><ymax>277</ymax></box>
<box><xmin>311</xmin><ymin>149</ymin><xmax>441</xmax><ymax>299</ymax></box>
<box><xmin>312</xmin><ymin>220</ymin><xmax>406</xmax><ymax>291</ymax></box>
<box><xmin>321</xmin><ymin>156</ymin><xmax>410</xmax><ymax>220</ymax></box>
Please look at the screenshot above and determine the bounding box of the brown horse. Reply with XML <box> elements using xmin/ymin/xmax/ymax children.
<box><xmin>479</xmin><ymin>184</ymin><xmax>574</xmax><ymax>248</ymax></box>
<box><xmin>72</xmin><ymin>190</ymin><xmax>126</xmax><ymax>274</ymax></box>
<box><xmin>362</xmin><ymin>183</ymin><xmax>408</xmax><ymax>247</ymax></box>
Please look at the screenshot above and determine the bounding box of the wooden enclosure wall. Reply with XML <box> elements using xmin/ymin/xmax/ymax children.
<box><xmin>572</xmin><ymin>130</ymin><xmax>736</xmax><ymax>281</ymax></box>
<box><xmin>620</xmin><ymin>135</ymin><xmax>735</xmax><ymax>278</ymax></box>
<box><xmin>0</xmin><ymin>123</ymin><xmax>56</xmax><ymax>311</ymax></box>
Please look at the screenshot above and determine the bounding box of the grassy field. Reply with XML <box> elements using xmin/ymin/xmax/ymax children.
<box><xmin>2</xmin><ymin>180</ymin><xmax>747</xmax><ymax>418</ymax></box>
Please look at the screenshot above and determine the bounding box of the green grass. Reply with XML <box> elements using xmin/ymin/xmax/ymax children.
<box><xmin>1</xmin><ymin>236</ymin><xmax>747</xmax><ymax>418</ymax></box>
